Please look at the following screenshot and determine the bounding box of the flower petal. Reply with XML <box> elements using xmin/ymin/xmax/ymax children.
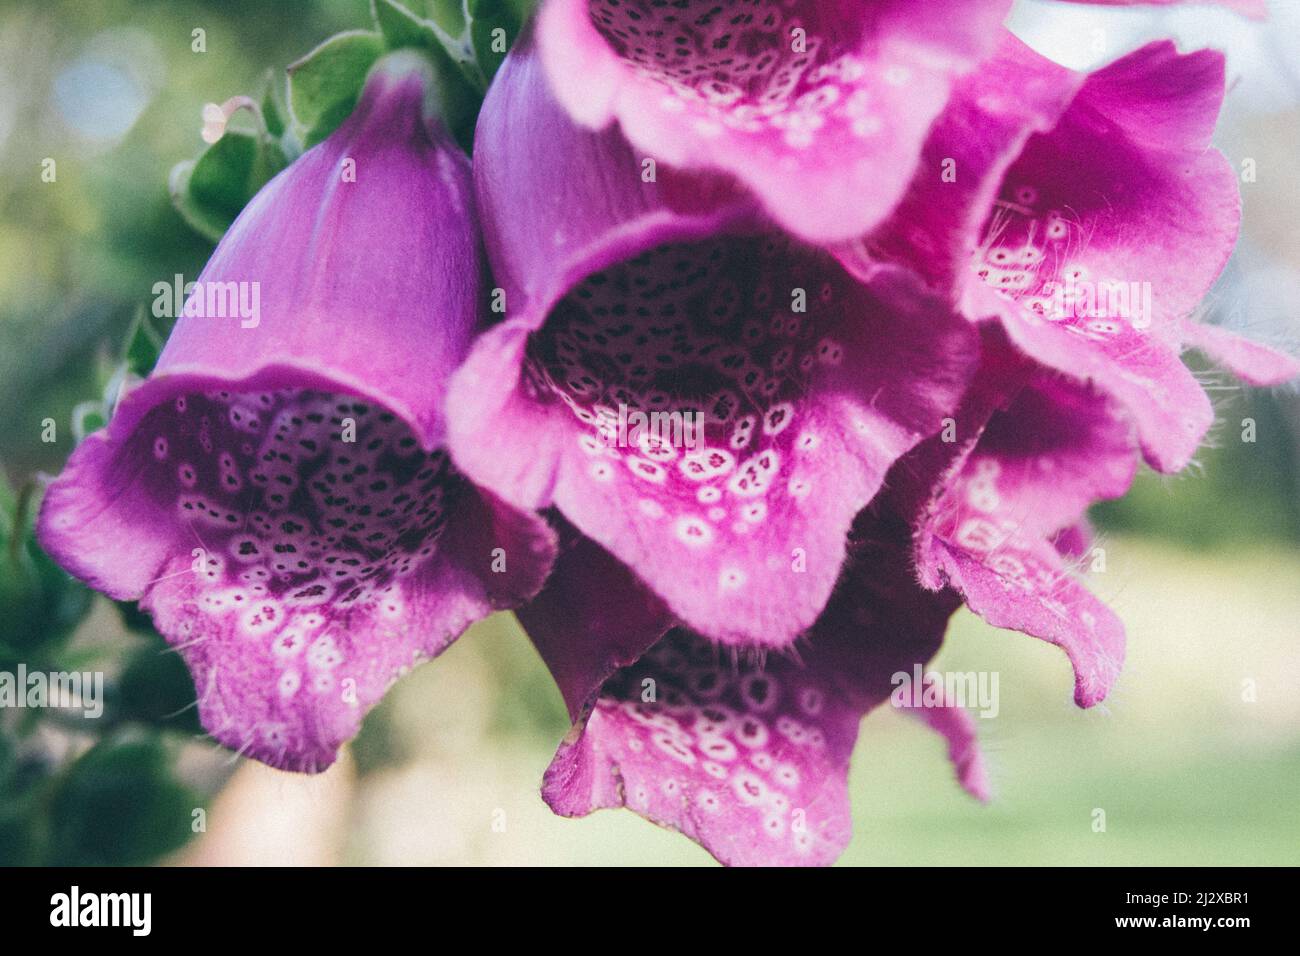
<box><xmin>528</xmin><ymin>517</ymin><xmax>963</xmax><ymax>866</ymax></box>
<box><xmin>156</xmin><ymin>53</ymin><xmax>482</xmax><ymax>448</ymax></box>
<box><xmin>964</xmin><ymin>40</ymin><xmax>1236</xmax><ymax>472</ymax></box>
<box><xmin>536</xmin><ymin>0</ymin><xmax>1013</xmax><ymax>242</ymax></box>
<box><xmin>898</xmin><ymin>348</ymin><xmax>1137</xmax><ymax>707</ymax></box>
<box><xmin>854</xmin><ymin>37</ymin><xmax>1239</xmax><ymax>473</ymax></box>
<box><xmin>452</xmin><ymin>249</ymin><xmax>977</xmax><ymax>649</ymax></box>
<box><xmin>1052</xmin><ymin>520</ymin><xmax>1095</xmax><ymax>562</ymax></box>
<box><xmin>841</xmin><ymin>33</ymin><xmax>1084</xmax><ymax>292</ymax></box>
<box><xmin>927</xmin><ymin>536</ymin><xmax>1125</xmax><ymax>708</ymax></box>
<box><xmin>472</xmin><ymin>31</ymin><xmax>756</xmax><ymax>328</ymax></box>
<box><xmin>900</xmin><ymin>697</ymin><xmax>992</xmax><ymax>803</ymax></box>
<box><xmin>1181</xmin><ymin>320</ymin><xmax>1300</xmax><ymax>387</ymax></box>
<box><xmin>516</xmin><ymin>518</ymin><xmax>674</xmax><ymax>722</ymax></box>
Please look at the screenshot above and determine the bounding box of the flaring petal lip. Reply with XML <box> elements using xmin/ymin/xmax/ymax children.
<box><xmin>1180</xmin><ymin>319</ymin><xmax>1300</xmax><ymax>387</ymax></box>
<box><xmin>535</xmin><ymin>0</ymin><xmax>1014</xmax><ymax>242</ymax></box>
<box><xmin>889</xmin><ymin>329</ymin><xmax>1135</xmax><ymax>709</ymax></box>
<box><xmin>37</xmin><ymin>55</ymin><xmax>556</xmax><ymax>773</ymax></box>
<box><xmin>851</xmin><ymin>36</ymin><xmax>1257</xmax><ymax>475</ymax></box>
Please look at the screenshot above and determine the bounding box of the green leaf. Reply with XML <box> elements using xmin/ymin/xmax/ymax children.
<box><xmin>122</xmin><ymin>306</ymin><xmax>165</xmax><ymax>378</ymax></box>
<box><xmin>0</xmin><ymin>736</ymin><xmax>46</xmax><ymax>866</ymax></box>
<box><xmin>288</xmin><ymin>30</ymin><xmax>386</xmax><ymax>148</ymax></box>
<box><xmin>116</xmin><ymin>600</ymin><xmax>157</xmax><ymax>634</ymax></box>
<box><xmin>168</xmin><ymin>160</ymin><xmax>225</xmax><ymax>243</ymax></box>
<box><xmin>48</xmin><ymin>736</ymin><xmax>199</xmax><ymax>866</ymax></box>
<box><xmin>169</xmin><ymin>128</ymin><xmax>288</xmax><ymax>243</ymax></box>
<box><xmin>260</xmin><ymin>69</ymin><xmax>287</xmax><ymax>139</ymax></box>
<box><xmin>0</xmin><ymin>734</ymin><xmax>12</xmax><ymax>786</ymax></box>
<box><xmin>0</xmin><ymin>538</ymin><xmax>41</xmax><ymax>660</ymax></box>
<box><xmin>422</xmin><ymin>0</ymin><xmax>469</xmax><ymax>35</ymax></box>
<box><xmin>117</xmin><ymin>642</ymin><xmax>203</xmax><ymax>735</ymax></box>
<box><xmin>0</xmin><ymin>808</ymin><xmax>39</xmax><ymax>867</ymax></box>
<box><xmin>0</xmin><ymin>467</ymin><xmax>16</xmax><ymax>543</ymax></box>
<box><xmin>70</xmin><ymin>400</ymin><xmax>107</xmax><ymax>442</ymax></box>
<box><xmin>468</xmin><ymin>0</ymin><xmax>529</xmax><ymax>83</ymax></box>
<box><xmin>0</xmin><ymin>479</ymin><xmax>91</xmax><ymax>658</ymax></box>
<box><xmin>373</xmin><ymin>0</ymin><xmax>444</xmax><ymax>50</ymax></box>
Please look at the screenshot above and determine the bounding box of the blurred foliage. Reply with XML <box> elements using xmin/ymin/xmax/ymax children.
<box><xmin>45</xmin><ymin>734</ymin><xmax>199</xmax><ymax>866</ymax></box>
<box><xmin>1</xmin><ymin>465</ymin><xmax>214</xmax><ymax>864</ymax></box>
<box><xmin>1</xmin><ymin>471</ymin><xmax>91</xmax><ymax>661</ymax></box>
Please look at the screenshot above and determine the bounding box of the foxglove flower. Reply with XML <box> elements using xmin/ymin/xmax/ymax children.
<box><xmin>844</xmin><ymin>35</ymin><xmax>1298</xmax><ymax>475</ymax></box>
<box><xmin>534</xmin><ymin>0</ymin><xmax>1013</xmax><ymax>241</ymax></box>
<box><xmin>887</xmin><ymin>329</ymin><xmax>1138</xmax><ymax>707</ymax></box>
<box><xmin>519</xmin><ymin>516</ymin><xmax>989</xmax><ymax>867</ymax></box>
<box><xmin>448</xmin><ymin>38</ymin><xmax>979</xmax><ymax>649</ymax></box>
<box><xmin>37</xmin><ymin>53</ymin><xmax>556</xmax><ymax>771</ymax></box>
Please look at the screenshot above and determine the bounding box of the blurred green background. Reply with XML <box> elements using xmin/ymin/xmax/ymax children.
<box><xmin>0</xmin><ymin>0</ymin><xmax>1297</xmax><ymax>865</ymax></box>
